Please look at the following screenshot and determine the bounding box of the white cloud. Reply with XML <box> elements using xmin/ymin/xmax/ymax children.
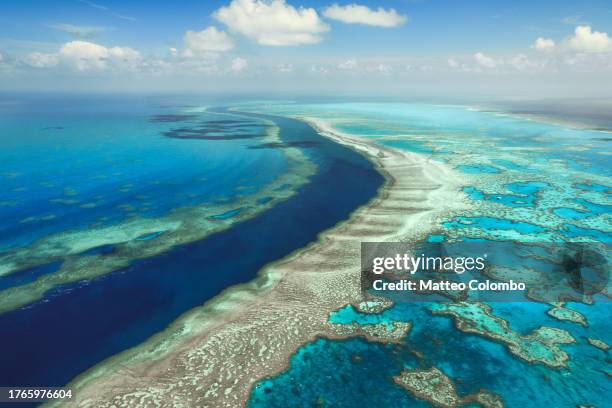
<box><xmin>213</xmin><ymin>0</ymin><xmax>329</xmax><ymax>46</ymax></box>
<box><xmin>230</xmin><ymin>57</ymin><xmax>248</xmax><ymax>71</ymax></box>
<box><xmin>310</xmin><ymin>64</ymin><xmax>328</xmax><ymax>74</ymax></box>
<box><xmin>366</xmin><ymin>63</ymin><xmax>392</xmax><ymax>75</ymax></box>
<box><xmin>59</xmin><ymin>40</ymin><xmax>141</xmax><ymax>71</ymax></box>
<box><xmin>323</xmin><ymin>4</ymin><xmax>406</xmax><ymax>28</ymax></box>
<box><xmin>474</xmin><ymin>52</ymin><xmax>496</xmax><ymax>68</ymax></box>
<box><xmin>108</xmin><ymin>46</ymin><xmax>140</xmax><ymax>61</ymax></box>
<box><xmin>561</xmin><ymin>15</ymin><xmax>589</xmax><ymax>26</ymax></box>
<box><xmin>25</xmin><ymin>52</ymin><xmax>59</xmax><ymax>68</ymax></box>
<box><xmin>49</xmin><ymin>23</ymin><xmax>106</xmax><ymax>38</ymax></box>
<box><xmin>568</xmin><ymin>26</ymin><xmax>611</xmax><ymax>53</ymax></box>
<box><xmin>447</xmin><ymin>58</ymin><xmax>458</xmax><ymax>67</ymax></box>
<box><xmin>277</xmin><ymin>63</ymin><xmax>294</xmax><ymax>72</ymax></box>
<box><xmin>59</xmin><ymin>41</ymin><xmax>108</xmax><ymax>70</ymax></box>
<box><xmin>338</xmin><ymin>58</ymin><xmax>357</xmax><ymax>70</ymax></box>
<box><xmin>508</xmin><ymin>54</ymin><xmax>534</xmax><ymax>71</ymax></box>
<box><xmin>532</xmin><ymin>37</ymin><xmax>555</xmax><ymax>51</ymax></box>
<box><xmin>184</xmin><ymin>27</ymin><xmax>235</xmax><ymax>54</ymax></box>
<box><xmin>0</xmin><ymin>51</ymin><xmax>13</xmax><ymax>74</ymax></box>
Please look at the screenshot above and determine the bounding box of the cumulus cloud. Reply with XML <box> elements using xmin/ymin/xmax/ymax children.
<box><xmin>49</xmin><ymin>23</ymin><xmax>106</xmax><ymax>38</ymax></box>
<box><xmin>310</xmin><ymin>64</ymin><xmax>328</xmax><ymax>74</ymax></box>
<box><xmin>532</xmin><ymin>37</ymin><xmax>555</xmax><ymax>51</ymax></box>
<box><xmin>323</xmin><ymin>4</ymin><xmax>406</xmax><ymax>28</ymax></box>
<box><xmin>230</xmin><ymin>57</ymin><xmax>248</xmax><ymax>71</ymax></box>
<box><xmin>184</xmin><ymin>27</ymin><xmax>235</xmax><ymax>55</ymax></box>
<box><xmin>508</xmin><ymin>54</ymin><xmax>537</xmax><ymax>71</ymax></box>
<box><xmin>338</xmin><ymin>58</ymin><xmax>357</xmax><ymax>70</ymax></box>
<box><xmin>59</xmin><ymin>41</ymin><xmax>108</xmax><ymax>70</ymax></box>
<box><xmin>277</xmin><ymin>63</ymin><xmax>294</xmax><ymax>72</ymax></box>
<box><xmin>366</xmin><ymin>63</ymin><xmax>392</xmax><ymax>75</ymax></box>
<box><xmin>474</xmin><ymin>52</ymin><xmax>496</xmax><ymax>68</ymax></box>
<box><xmin>59</xmin><ymin>41</ymin><xmax>141</xmax><ymax>71</ymax></box>
<box><xmin>25</xmin><ymin>52</ymin><xmax>59</xmax><ymax>68</ymax></box>
<box><xmin>568</xmin><ymin>25</ymin><xmax>611</xmax><ymax>53</ymax></box>
<box><xmin>213</xmin><ymin>0</ymin><xmax>329</xmax><ymax>46</ymax></box>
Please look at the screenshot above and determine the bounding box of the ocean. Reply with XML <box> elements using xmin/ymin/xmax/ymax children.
<box><xmin>0</xmin><ymin>95</ymin><xmax>383</xmax><ymax>391</ymax></box>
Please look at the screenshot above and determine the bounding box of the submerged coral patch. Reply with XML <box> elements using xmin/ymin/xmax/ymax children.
<box><xmin>463</xmin><ymin>186</ymin><xmax>536</xmax><ymax>207</ymax></box>
<box><xmin>574</xmin><ymin>182</ymin><xmax>610</xmax><ymax>193</ymax></box>
<box><xmin>135</xmin><ymin>231</ymin><xmax>164</xmax><ymax>241</ymax></box>
<box><xmin>393</xmin><ymin>366</ymin><xmax>504</xmax><ymax>408</ymax></box>
<box><xmin>248</xmin><ymin>141</ymin><xmax>319</xmax><ymax>149</ymax></box>
<box><xmin>207</xmin><ymin>208</ymin><xmax>243</xmax><ymax>221</ymax></box>
<box><xmin>79</xmin><ymin>244</ymin><xmax>116</xmax><ymax>256</ymax></box>
<box><xmin>430</xmin><ymin>302</ymin><xmax>575</xmax><ymax>368</ymax></box>
<box><xmin>163</xmin><ymin>127</ymin><xmax>261</xmax><ymax>140</ymax></box>
<box><xmin>443</xmin><ymin>216</ymin><xmax>546</xmax><ymax>234</ymax></box>
<box><xmin>457</xmin><ymin>164</ymin><xmax>501</xmax><ymax>174</ymax></box>
<box><xmin>553</xmin><ymin>207</ymin><xmax>591</xmax><ymax>220</ymax></box>
<box><xmin>149</xmin><ymin>114</ymin><xmax>198</xmax><ymax>122</ymax></box>
<box><xmin>162</xmin><ymin>116</ymin><xmax>270</xmax><ymax>141</ymax></box>
<box><xmin>504</xmin><ymin>181</ymin><xmax>548</xmax><ymax>195</ymax></box>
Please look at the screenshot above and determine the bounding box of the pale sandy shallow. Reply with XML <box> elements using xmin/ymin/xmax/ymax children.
<box><xmin>52</xmin><ymin>117</ymin><xmax>468</xmax><ymax>408</ymax></box>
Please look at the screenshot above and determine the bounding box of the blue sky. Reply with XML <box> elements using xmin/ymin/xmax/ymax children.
<box><xmin>1</xmin><ymin>0</ymin><xmax>611</xmax><ymax>96</ymax></box>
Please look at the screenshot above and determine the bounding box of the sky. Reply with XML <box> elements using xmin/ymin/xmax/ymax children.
<box><xmin>1</xmin><ymin>0</ymin><xmax>611</xmax><ymax>97</ymax></box>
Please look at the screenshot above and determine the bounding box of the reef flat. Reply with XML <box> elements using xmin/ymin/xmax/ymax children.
<box><xmin>430</xmin><ymin>302</ymin><xmax>576</xmax><ymax>368</ymax></box>
<box><xmin>587</xmin><ymin>337</ymin><xmax>609</xmax><ymax>352</ymax></box>
<box><xmin>546</xmin><ymin>304</ymin><xmax>588</xmax><ymax>327</ymax></box>
<box><xmin>392</xmin><ymin>367</ymin><xmax>503</xmax><ymax>408</ymax></box>
<box><xmin>54</xmin><ymin>117</ymin><xmax>465</xmax><ymax>407</ymax></box>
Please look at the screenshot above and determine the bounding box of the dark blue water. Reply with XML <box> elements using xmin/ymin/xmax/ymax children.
<box><xmin>0</xmin><ymin>261</ymin><xmax>63</xmax><ymax>290</ymax></box>
<box><xmin>0</xmin><ymin>110</ymin><xmax>383</xmax><ymax>391</ymax></box>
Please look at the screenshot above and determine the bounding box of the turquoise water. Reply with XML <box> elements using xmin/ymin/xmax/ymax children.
<box><xmin>250</xmin><ymin>336</ymin><xmax>429</xmax><ymax>408</ymax></box>
<box><xmin>443</xmin><ymin>216</ymin><xmax>547</xmax><ymax>234</ymax></box>
<box><xmin>457</xmin><ymin>164</ymin><xmax>501</xmax><ymax>174</ymax></box>
<box><xmin>463</xmin><ymin>186</ymin><xmax>537</xmax><ymax>207</ymax></box>
<box><xmin>0</xmin><ymin>96</ymin><xmax>287</xmax><ymax>252</ymax></box>
<box><xmin>246</xmin><ymin>102</ymin><xmax>611</xmax><ymax>407</ymax></box>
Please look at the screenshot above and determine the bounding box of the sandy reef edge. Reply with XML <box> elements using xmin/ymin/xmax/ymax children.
<box><xmin>55</xmin><ymin>117</ymin><xmax>467</xmax><ymax>408</ymax></box>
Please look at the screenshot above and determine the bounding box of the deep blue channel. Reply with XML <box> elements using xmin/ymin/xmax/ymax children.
<box><xmin>0</xmin><ymin>109</ymin><xmax>384</xmax><ymax>392</ymax></box>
